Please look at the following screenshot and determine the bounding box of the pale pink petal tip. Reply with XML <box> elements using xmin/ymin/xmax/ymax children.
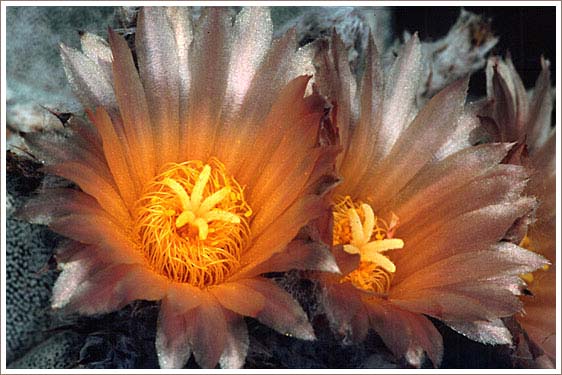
<box><xmin>51</xmin><ymin>259</ymin><xmax>94</xmax><ymax>309</ymax></box>
<box><xmin>219</xmin><ymin>319</ymin><xmax>249</xmax><ymax>369</ymax></box>
<box><xmin>155</xmin><ymin>300</ymin><xmax>191</xmax><ymax>369</ymax></box>
<box><xmin>446</xmin><ymin>319</ymin><xmax>512</xmax><ymax>345</ymax></box>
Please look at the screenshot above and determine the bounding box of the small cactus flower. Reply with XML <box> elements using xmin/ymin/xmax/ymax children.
<box><xmin>312</xmin><ymin>32</ymin><xmax>549</xmax><ymax>367</ymax></box>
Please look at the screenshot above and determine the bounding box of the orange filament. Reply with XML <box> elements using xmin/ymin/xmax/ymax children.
<box><xmin>332</xmin><ymin>196</ymin><xmax>403</xmax><ymax>294</ymax></box>
<box><xmin>341</xmin><ymin>262</ymin><xmax>394</xmax><ymax>294</ymax></box>
<box><xmin>134</xmin><ymin>158</ymin><xmax>252</xmax><ymax>287</ymax></box>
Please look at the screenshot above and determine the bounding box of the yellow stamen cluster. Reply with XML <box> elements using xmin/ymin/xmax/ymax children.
<box><xmin>333</xmin><ymin>196</ymin><xmax>404</xmax><ymax>294</ymax></box>
<box><xmin>134</xmin><ymin>158</ymin><xmax>252</xmax><ymax>287</ymax></box>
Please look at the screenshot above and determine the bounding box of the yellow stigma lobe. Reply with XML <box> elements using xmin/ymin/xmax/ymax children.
<box><xmin>160</xmin><ymin>165</ymin><xmax>239</xmax><ymax>240</ymax></box>
<box><xmin>134</xmin><ymin>158</ymin><xmax>252</xmax><ymax>286</ymax></box>
<box><xmin>333</xmin><ymin>196</ymin><xmax>404</xmax><ymax>294</ymax></box>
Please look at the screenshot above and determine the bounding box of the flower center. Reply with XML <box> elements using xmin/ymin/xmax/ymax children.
<box><xmin>134</xmin><ymin>158</ymin><xmax>252</xmax><ymax>287</ymax></box>
<box><xmin>333</xmin><ymin>196</ymin><xmax>404</xmax><ymax>294</ymax></box>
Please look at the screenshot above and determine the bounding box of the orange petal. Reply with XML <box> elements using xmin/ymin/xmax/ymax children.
<box><xmin>238</xmin><ymin>278</ymin><xmax>315</xmax><ymax>341</ymax></box>
<box><xmin>156</xmin><ymin>296</ymin><xmax>192</xmax><ymax>369</ymax></box>
<box><xmin>219</xmin><ymin>315</ymin><xmax>249</xmax><ymax>369</ymax></box>
<box><xmin>190</xmin><ymin>296</ymin><xmax>227</xmax><ymax>369</ymax></box>
<box><xmin>209</xmin><ymin>281</ymin><xmax>265</xmax><ymax>317</ymax></box>
<box><xmin>364</xmin><ymin>299</ymin><xmax>443</xmax><ymax>368</ymax></box>
<box><xmin>232</xmin><ymin>239</ymin><xmax>339</xmax><ymax>280</ymax></box>
<box><xmin>109</xmin><ymin>28</ymin><xmax>156</xmax><ymax>185</ymax></box>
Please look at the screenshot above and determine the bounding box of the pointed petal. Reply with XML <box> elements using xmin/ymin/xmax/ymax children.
<box><xmin>216</xmin><ymin>29</ymin><xmax>300</xmax><ymax>171</ymax></box>
<box><xmin>364</xmin><ymin>299</ymin><xmax>443</xmax><ymax>367</ymax></box>
<box><xmin>395</xmin><ymin>163</ymin><xmax>529</xmax><ymax>246</ymax></box>
<box><xmin>184</xmin><ymin>8</ymin><xmax>231</xmax><ymax>161</ymax></box>
<box><xmin>320</xmin><ymin>280</ymin><xmax>364</xmax><ymax>342</ymax></box>
<box><xmin>66</xmin><ymin>263</ymin><xmax>165</xmax><ymax>315</ymax></box>
<box><xmin>224</xmin><ymin>7</ymin><xmax>272</xmax><ymax>111</ymax></box>
<box><xmin>156</xmin><ymin>297</ymin><xmax>192</xmax><ymax>369</ymax></box>
<box><xmin>338</xmin><ymin>33</ymin><xmax>383</xmax><ymax>189</ymax></box>
<box><xmin>445</xmin><ymin>319</ymin><xmax>512</xmax><ymax>345</ymax></box>
<box><xmin>190</xmin><ymin>297</ymin><xmax>227</xmax><ymax>369</ymax></box>
<box><xmin>60</xmin><ymin>43</ymin><xmax>116</xmax><ymax>111</ymax></box>
<box><xmin>489</xmin><ymin>56</ymin><xmax>528</xmax><ymax>141</ymax></box>
<box><xmin>394</xmin><ymin>198</ymin><xmax>537</xmax><ymax>278</ymax></box>
<box><xmin>434</xmin><ymin>111</ymin><xmax>480</xmax><ymax>160</ymax></box>
<box><xmin>136</xmin><ymin>7</ymin><xmax>180</xmax><ymax>165</ymax></box>
<box><xmin>392</xmin><ymin>142</ymin><xmax>513</xmax><ymax>227</ymax></box>
<box><xmin>391</xmin><ymin>285</ymin><xmax>523</xmax><ymax>322</ymax></box>
<box><xmin>238</xmin><ymin>278</ymin><xmax>315</xmax><ymax>340</ymax></box>
<box><xmin>80</xmin><ymin>32</ymin><xmax>113</xmax><ymax>80</ymax></box>
<box><xmin>24</xmin><ymin>117</ymin><xmax>107</xmax><ymax>176</ymax></box>
<box><xmin>393</xmin><ymin>242</ymin><xmax>549</xmax><ymax>294</ymax></box>
<box><xmin>240</xmin><ymin>195</ymin><xmax>325</xmax><ymax>273</ymax></box>
<box><xmin>373</xmin><ymin>34</ymin><xmax>422</xmax><ymax>160</ymax></box>
<box><xmin>19</xmin><ymin>187</ymin><xmax>100</xmax><ymax>225</ymax></box>
<box><xmin>527</xmin><ymin>58</ymin><xmax>554</xmax><ymax>150</ymax></box>
<box><xmin>66</xmin><ymin>115</ymin><xmax>104</xmax><ymax>157</ymax></box>
<box><xmin>314</xmin><ymin>32</ymin><xmax>357</xmax><ymax>169</ymax></box>
<box><xmin>49</xmin><ymin>213</ymin><xmax>145</xmax><ymax>265</ymax></box>
<box><xmin>209</xmin><ymin>281</ymin><xmax>265</xmax><ymax>317</ymax></box>
<box><xmin>165</xmin><ymin>6</ymin><xmax>193</xmax><ymax>144</ymax></box>
<box><xmin>219</xmin><ymin>316</ymin><xmax>249</xmax><ymax>369</ymax></box>
<box><xmin>89</xmin><ymin>107</ymin><xmax>139</xmax><ymax>210</ymax></box>
<box><xmin>44</xmin><ymin>162</ymin><xmax>131</xmax><ymax>226</ymax></box>
<box><xmin>232</xmin><ymin>240</ymin><xmax>339</xmax><ymax>280</ymax></box>
<box><xmin>356</xmin><ymin>78</ymin><xmax>468</xmax><ymax>202</ymax></box>
<box><xmin>51</xmin><ymin>255</ymin><xmax>101</xmax><ymax>309</ymax></box>
<box><xmin>109</xmin><ymin>28</ymin><xmax>156</xmax><ymax>185</ymax></box>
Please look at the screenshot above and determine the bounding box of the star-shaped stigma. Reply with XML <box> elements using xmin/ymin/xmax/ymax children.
<box><xmin>163</xmin><ymin>164</ymin><xmax>241</xmax><ymax>240</ymax></box>
<box><xmin>343</xmin><ymin>203</ymin><xmax>404</xmax><ymax>273</ymax></box>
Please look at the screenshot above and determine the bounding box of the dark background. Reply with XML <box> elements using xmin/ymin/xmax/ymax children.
<box><xmin>394</xmin><ymin>6</ymin><xmax>557</xmax><ymax>97</ymax></box>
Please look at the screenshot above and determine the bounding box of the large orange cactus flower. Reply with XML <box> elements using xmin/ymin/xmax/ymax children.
<box><xmin>482</xmin><ymin>55</ymin><xmax>556</xmax><ymax>366</ymax></box>
<box><xmin>311</xmin><ymin>33</ymin><xmax>549</xmax><ymax>367</ymax></box>
<box><xmin>21</xmin><ymin>7</ymin><xmax>340</xmax><ymax>369</ymax></box>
